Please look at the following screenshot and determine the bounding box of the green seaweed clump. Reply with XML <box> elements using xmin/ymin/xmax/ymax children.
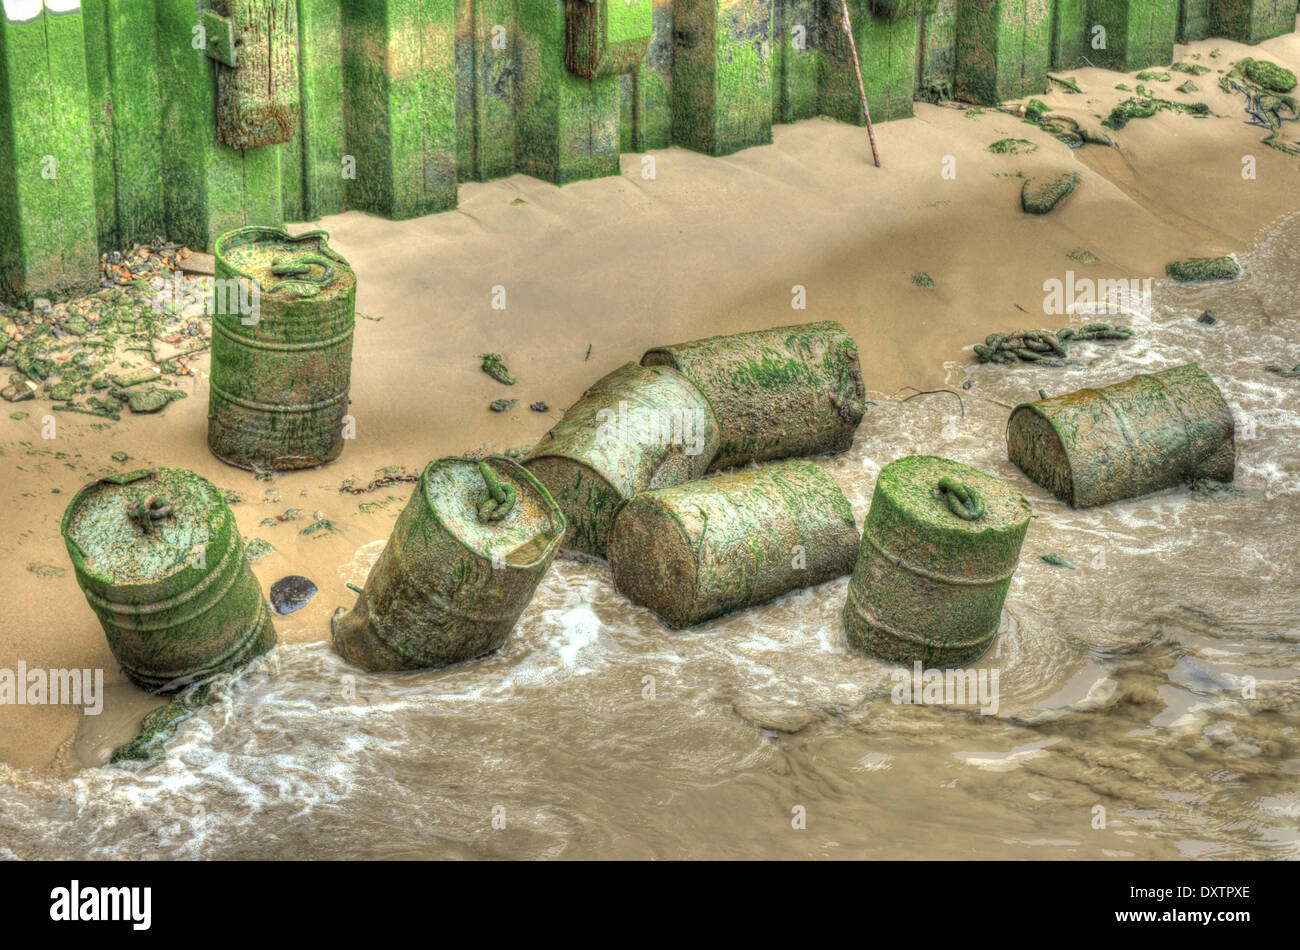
<box><xmin>1240</xmin><ymin>58</ymin><xmax>1297</xmax><ymax>94</ymax></box>
<box><xmin>1022</xmin><ymin>173</ymin><xmax>1080</xmax><ymax>215</ymax></box>
<box><xmin>489</xmin><ymin>398</ymin><xmax>518</xmax><ymax>412</ymax></box>
<box><xmin>1177</xmin><ymin>80</ymin><xmax>1198</xmax><ymax>94</ymax></box>
<box><xmin>988</xmin><ymin>138</ymin><xmax>1037</xmax><ymax>154</ymax></box>
<box><xmin>911</xmin><ymin>272</ymin><xmax>934</xmax><ymax>288</ymax></box>
<box><xmin>1024</xmin><ymin>99</ymin><xmax>1050</xmax><ymax>122</ymax></box>
<box><xmin>1136</xmin><ymin>70</ymin><xmax>1171</xmax><ymax>82</ymax></box>
<box><xmin>1165</xmin><ymin>257</ymin><xmax>1241</xmax><ymax>282</ymax></box>
<box><xmin>479</xmin><ymin>353</ymin><xmax>516</xmax><ymax>386</ymax></box>
<box><xmin>1265</xmin><ymin>364</ymin><xmax>1300</xmax><ymax>379</ymax></box>
<box><xmin>1040</xmin><ymin>553</ymin><xmax>1075</xmax><ymax>569</ymax></box>
<box><xmin>244</xmin><ymin>538</ymin><xmax>275</xmax><ymax>561</ymax></box>
<box><xmin>973</xmin><ymin>324</ymin><xmax>1131</xmax><ymax>365</ymax></box>
<box><xmin>1047</xmin><ymin>75</ymin><xmax>1082</xmax><ymax>94</ymax></box>
<box><xmin>112</xmin><ymin>685</ymin><xmax>215</xmax><ymax>763</ymax></box>
<box><xmin>1171</xmin><ymin>62</ymin><xmax>1210</xmax><ymax>76</ymax></box>
<box><xmin>1067</xmin><ymin>248</ymin><xmax>1100</xmax><ymax>263</ymax></box>
<box><xmin>1103</xmin><ymin>96</ymin><xmax>1209</xmax><ymax>130</ymax></box>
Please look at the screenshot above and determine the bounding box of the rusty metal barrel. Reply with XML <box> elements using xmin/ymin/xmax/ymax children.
<box><xmin>1007</xmin><ymin>363</ymin><xmax>1235</xmax><ymax>508</ymax></box>
<box><xmin>641</xmin><ymin>321</ymin><xmax>867</xmax><ymax>471</ymax></box>
<box><xmin>208</xmin><ymin>226</ymin><xmax>356</xmax><ymax>471</ymax></box>
<box><xmin>332</xmin><ymin>456</ymin><xmax>566</xmax><ymax>672</ymax></box>
<box><xmin>607</xmin><ymin>460</ymin><xmax>859</xmax><ymax>629</ymax></box>
<box><xmin>61</xmin><ymin>468</ymin><xmax>277</xmax><ymax>693</ymax></box>
<box><xmin>524</xmin><ymin>362</ymin><xmax>720</xmax><ymax>557</ymax></box>
<box><xmin>842</xmin><ymin>456</ymin><xmax>1032</xmax><ymax>667</ymax></box>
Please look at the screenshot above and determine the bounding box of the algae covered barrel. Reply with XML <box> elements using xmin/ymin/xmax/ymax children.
<box><xmin>524</xmin><ymin>362</ymin><xmax>720</xmax><ymax>557</ymax></box>
<box><xmin>842</xmin><ymin>456</ymin><xmax>1032</xmax><ymax>667</ymax></box>
<box><xmin>641</xmin><ymin>321</ymin><xmax>867</xmax><ymax>471</ymax></box>
<box><xmin>208</xmin><ymin>226</ymin><xmax>356</xmax><ymax>471</ymax></box>
<box><xmin>1006</xmin><ymin>363</ymin><xmax>1235</xmax><ymax>508</ymax></box>
<box><xmin>332</xmin><ymin>456</ymin><xmax>566</xmax><ymax>672</ymax></box>
<box><xmin>62</xmin><ymin>468</ymin><xmax>277</xmax><ymax>693</ymax></box>
<box><xmin>607</xmin><ymin>460</ymin><xmax>859</xmax><ymax>629</ymax></box>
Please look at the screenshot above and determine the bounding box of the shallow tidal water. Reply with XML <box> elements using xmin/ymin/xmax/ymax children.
<box><xmin>1</xmin><ymin>214</ymin><xmax>1298</xmax><ymax>861</ymax></box>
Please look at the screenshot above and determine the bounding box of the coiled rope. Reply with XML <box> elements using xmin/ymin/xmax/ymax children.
<box><xmin>126</xmin><ymin>494</ymin><xmax>173</xmax><ymax>536</ymax></box>
<box><xmin>476</xmin><ymin>462</ymin><xmax>517</xmax><ymax>523</ymax></box>
<box><xmin>937</xmin><ymin>477</ymin><xmax>986</xmax><ymax>521</ymax></box>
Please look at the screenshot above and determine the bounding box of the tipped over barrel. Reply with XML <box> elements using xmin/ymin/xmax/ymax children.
<box><xmin>332</xmin><ymin>456</ymin><xmax>566</xmax><ymax>672</ymax></box>
<box><xmin>1007</xmin><ymin>363</ymin><xmax>1235</xmax><ymax>508</ymax></box>
<box><xmin>842</xmin><ymin>456</ymin><xmax>1032</xmax><ymax>667</ymax></box>
<box><xmin>607</xmin><ymin>460</ymin><xmax>859</xmax><ymax>629</ymax></box>
<box><xmin>62</xmin><ymin>468</ymin><xmax>277</xmax><ymax>693</ymax></box>
<box><xmin>641</xmin><ymin>321</ymin><xmax>867</xmax><ymax>471</ymax></box>
<box><xmin>208</xmin><ymin>226</ymin><xmax>357</xmax><ymax>471</ymax></box>
<box><xmin>523</xmin><ymin>362</ymin><xmax>719</xmax><ymax>557</ymax></box>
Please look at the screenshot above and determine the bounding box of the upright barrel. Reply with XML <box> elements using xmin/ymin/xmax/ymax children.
<box><xmin>332</xmin><ymin>456</ymin><xmax>566</xmax><ymax>672</ymax></box>
<box><xmin>1006</xmin><ymin>363</ymin><xmax>1235</xmax><ymax>508</ymax></box>
<box><xmin>62</xmin><ymin>468</ymin><xmax>277</xmax><ymax>693</ymax></box>
<box><xmin>641</xmin><ymin>321</ymin><xmax>867</xmax><ymax>471</ymax></box>
<box><xmin>208</xmin><ymin>226</ymin><xmax>356</xmax><ymax>470</ymax></box>
<box><xmin>524</xmin><ymin>362</ymin><xmax>720</xmax><ymax>557</ymax></box>
<box><xmin>842</xmin><ymin>456</ymin><xmax>1032</xmax><ymax>667</ymax></box>
<box><xmin>608</xmin><ymin>460</ymin><xmax>860</xmax><ymax>629</ymax></box>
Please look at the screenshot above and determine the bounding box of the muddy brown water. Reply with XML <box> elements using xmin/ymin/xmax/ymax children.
<box><xmin>1</xmin><ymin>214</ymin><xmax>1298</xmax><ymax>860</ymax></box>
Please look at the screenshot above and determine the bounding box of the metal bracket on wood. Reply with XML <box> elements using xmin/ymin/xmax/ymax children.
<box><xmin>200</xmin><ymin>9</ymin><xmax>238</xmax><ymax>69</ymax></box>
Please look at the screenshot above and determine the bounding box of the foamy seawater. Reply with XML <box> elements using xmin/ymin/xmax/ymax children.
<box><xmin>1</xmin><ymin>216</ymin><xmax>1297</xmax><ymax>860</ymax></box>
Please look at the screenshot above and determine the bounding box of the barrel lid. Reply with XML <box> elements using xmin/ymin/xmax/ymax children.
<box><xmin>866</xmin><ymin>456</ymin><xmax>1031</xmax><ymax>580</ymax></box>
<box><xmin>214</xmin><ymin>227</ymin><xmax>355</xmax><ymax>301</ymax></box>
<box><xmin>422</xmin><ymin>457</ymin><xmax>566</xmax><ymax>568</ymax></box>
<box><xmin>62</xmin><ymin>469</ymin><xmax>223</xmax><ymax>585</ymax></box>
<box><xmin>874</xmin><ymin>456</ymin><xmax>1031</xmax><ymax>535</ymax></box>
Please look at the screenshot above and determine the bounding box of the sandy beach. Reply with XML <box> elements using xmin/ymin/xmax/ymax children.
<box><xmin>2</xmin><ymin>30</ymin><xmax>1298</xmax><ymax>773</ymax></box>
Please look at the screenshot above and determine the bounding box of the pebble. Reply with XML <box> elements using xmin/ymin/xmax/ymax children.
<box><xmin>732</xmin><ymin>699</ymin><xmax>823</xmax><ymax>735</ymax></box>
<box><xmin>270</xmin><ymin>575</ymin><xmax>317</xmax><ymax>614</ymax></box>
<box><xmin>1199</xmin><ymin>310</ymin><xmax>1218</xmax><ymax>325</ymax></box>
<box><xmin>530</xmin><ymin>401</ymin><xmax>549</xmax><ymax>412</ymax></box>
<box><xmin>1</xmin><ymin>380</ymin><xmax>36</xmax><ymax>402</ymax></box>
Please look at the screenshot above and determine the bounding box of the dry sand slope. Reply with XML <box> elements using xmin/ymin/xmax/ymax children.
<box><xmin>2</xmin><ymin>31</ymin><xmax>1298</xmax><ymax>771</ymax></box>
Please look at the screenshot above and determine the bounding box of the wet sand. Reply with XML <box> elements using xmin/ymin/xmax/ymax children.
<box><xmin>2</xmin><ymin>31</ymin><xmax>1299</xmax><ymax>773</ymax></box>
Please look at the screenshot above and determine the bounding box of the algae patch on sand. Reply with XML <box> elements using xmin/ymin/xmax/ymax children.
<box><xmin>988</xmin><ymin>138</ymin><xmax>1037</xmax><ymax>154</ymax></box>
<box><xmin>1022</xmin><ymin>172</ymin><xmax>1080</xmax><ymax>215</ymax></box>
<box><xmin>1165</xmin><ymin>257</ymin><xmax>1242</xmax><ymax>282</ymax></box>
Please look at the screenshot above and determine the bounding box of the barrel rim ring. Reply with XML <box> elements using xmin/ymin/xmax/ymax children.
<box><xmin>859</xmin><ymin>525</ymin><xmax>1022</xmax><ymax>587</ymax></box>
<box><xmin>118</xmin><ymin>597</ymin><xmax>275</xmax><ymax>690</ymax></box>
<box><xmin>210</xmin><ymin>318</ymin><xmax>355</xmax><ymax>353</ymax></box>
<box><xmin>843</xmin><ymin>583</ymin><xmax>999</xmax><ymax>660</ymax></box>
<box><xmin>209</xmin><ymin>381</ymin><xmax>350</xmax><ymax>415</ymax></box>
<box><xmin>80</xmin><ymin>531</ymin><xmax>240</xmax><ymax>626</ymax></box>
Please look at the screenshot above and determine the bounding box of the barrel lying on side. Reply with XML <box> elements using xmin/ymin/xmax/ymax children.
<box><xmin>1006</xmin><ymin>363</ymin><xmax>1235</xmax><ymax>508</ymax></box>
<box><xmin>62</xmin><ymin>468</ymin><xmax>277</xmax><ymax>693</ymax></box>
<box><xmin>208</xmin><ymin>226</ymin><xmax>356</xmax><ymax>471</ymax></box>
<box><xmin>524</xmin><ymin>362</ymin><xmax>719</xmax><ymax>557</ymax></box>
<box><xmin>607</xmin><ymin>460</ymin><xmax>859</xmax><ymax>629</ymax></box>
<box><xmin>842</xmin><ymin>456</ymin><xmax>1032</xmax><ymax>667</ymax></box>
<box><xmin>332</xmin><ymin>456</ymin><xmax>566</xmax><ymax>672</ymax></box>
<box><xmin>641</xmin><ymin>320</ymin><xmax>867</xmax><ymax>471</ymax></box>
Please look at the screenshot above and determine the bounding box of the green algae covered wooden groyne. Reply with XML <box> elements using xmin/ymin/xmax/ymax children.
<box><xmin>2</xmin><ymin>0</ymin><xmax>1297</xmax><ymax>304</ymax></box>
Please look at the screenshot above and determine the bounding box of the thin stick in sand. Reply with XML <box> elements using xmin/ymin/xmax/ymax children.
<box><xmin>839</xmin><ymin>0</ymin><xmax>882</xmax><ymax>168</ymax></box>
